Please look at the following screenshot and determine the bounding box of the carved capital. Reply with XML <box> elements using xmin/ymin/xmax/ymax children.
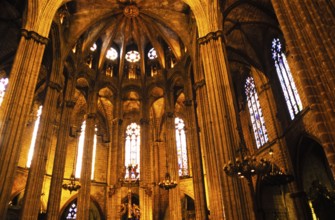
<box><xmin>108</xmin><ymin>185</ymin><xmax>117</xmax><ymax>198</ymax></box>
<box><xmin>197</xmin><ymin>30</ymin><xmax>224</xmax><ymax>45</ymax></box>
<box><xmin>65</xmin><ymin>100</ymin><xmax>76</xmax><ymax>108</ymax></box>
<box><xmin>166</xmin><ymin>112</ymin><xmax>174</xmax><ymax>118</ymax></box>
<box><xmin>118</xmin><ymin>119</ymin><xmax>123</xmax><ymax>125</ymax></box>
<box><xmin>48</xmin><ymin>81</ymin><xmax>63</xmax><ymax>92</ymax></box>
<box><xmin>21</xmin><ymin>29</ymin><xmax>49</xmax><ymax>45</ymax></box>
<box><xmin>193</xmin><ymin>79</ymin><xmax>206</xmax><ymax>91</ymax></box>
<box><xmin>87</xmin><ymin>113</ymin><xmax>97</xmax><ymax>119</ymax></box>
<box><xmin>184</xmin><ymin>99</ymin><xmax>193</xmax><ymax>106</ymax></box>
<box><xmin>140</xmin><ymin>118</ymin><xmax>150</xmax><ymax>125</ymax></box>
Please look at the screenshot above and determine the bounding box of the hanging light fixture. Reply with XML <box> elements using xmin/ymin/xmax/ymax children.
<box><xmin>62</xmin><ymin>174</ymin><xmax>81</xmax><ymax>194</ymax></box>
<box><xmin>223</xmin><ymin>147</ymin><xmax>293</xmax><ymax>186</ymax></box>
<box><xmin>223</xmin><ymin>147</ymin><xmax>272</xmax><ymax>181</ymax></box>
<box><xmin>158</xmin><ymin>172</ymin><xmax>177</xmax><ymax>190</ymax></box>
<box><xmin>261</xmin><ymin>149</ymin><xmax>294</xmax><ymax>186</ymax></box>
<box><xmin>62</xmin><ymin>134</ymin><xmax>81</xmax><ymax>194</ymax></box>
<box><xmin>158</xmin><ymin>135</ymin><xmax>177</xmax><ymax>190</ymax></box>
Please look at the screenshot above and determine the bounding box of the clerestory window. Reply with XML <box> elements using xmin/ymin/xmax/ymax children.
<box><xmin>26</xmin><ymin>105</ymin><xmax>43</xmax><ymax>168</ymax></box>
<box><xmin>0</xmin><ymin>77</ymin><xmax>8</xmax><ymax>106</ymax></box>
<box><xmin>272</xmin><ymin>38</ymin><xmax>303</xmax><ymax>120</ymax></box>
<box><xmin>175</xmin><ymin>117</ymin><xmax>189</xmax><ymax>176</ymax></box>
<box><xmin>75</xmin><ymin>121</ymin><xmax>97</xmax><ymax>180</ymax></box>
<box><xmin>245</xmin><ymin>77</ymin><xmax>268</xmax><ymax>148</ymax></box>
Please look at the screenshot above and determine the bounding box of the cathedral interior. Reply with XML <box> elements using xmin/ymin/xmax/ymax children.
<box><xmin>0</xmin><ymin>0</ymin><xmax>334</xmax><ymax>219</ymax></box>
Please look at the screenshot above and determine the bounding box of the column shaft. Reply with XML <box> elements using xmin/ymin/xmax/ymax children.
<box><xmin>197</xmin><ymin>33</ymin><xmax>247</xmax><ymax>219</ymax></box>
<box><xmin>166</xmin><ymin>113</ymin><xmax>182</xmax><ymax>220</ymax></box>
<box><xmin>140</xmin><ymin>118</ymin><xmax>153</xmax><ymax>220</ymax></box>
<box><xmin>0</xmin><ymin>34</ymin><xmax>47</xmax><ymax>216</ymax></box>
<box><xmin>47</xmin><ymin>77</ymin><xmax>76</xmax><ymax>220</ymax></box>
<box><xmin>21</xmin><ymin>81</ymin><xmax>62</xmax><ymax>219</ymax></box>
<box><xmin>184</xmin><ymin>99</ymin><xmax>208</xmax><ymax>219</ymax></box>
<box><xmin>77</xmin><ymin>92</ymin><xmax>97</xmax><ymax>220</ymax></box>
<box><xmin>272</xmin><ymin>0</ymin><xmax>335</xmax><ymax>181</ymax></box>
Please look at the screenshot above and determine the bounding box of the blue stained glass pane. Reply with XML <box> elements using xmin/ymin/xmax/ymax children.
<box><xmin>245</xmin><ymin>77</ymin><xmax>269</xmax><ymax>148</ymax></box>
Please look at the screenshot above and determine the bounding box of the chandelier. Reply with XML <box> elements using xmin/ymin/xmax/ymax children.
<box><xmin>223</xmin><ymin>147</ymin><xmax>271</xmax><ymax>181</ymax></box>
<box><xmin>62</xmin><ymin>174</ymin><xmax>81</xmax><ymax>194</ymax></box>
<box><xmin>158</xmin><ymin>172</ymin><xmax>177</xmax><ymax>190</ymax></box>
<box><xmin>261</xmin><ymin>149</ymin><xmax>294</xmax><ymax>186</ymax></box>
<box><xmin>224</xmin><ymin>147</ymin><xmax>293</xmax><ymax>185</ymax></box>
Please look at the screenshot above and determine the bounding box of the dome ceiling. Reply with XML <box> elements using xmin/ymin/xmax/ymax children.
<box><xmin>62</xmin><ymin>0</ymin><xmax>194</xmax><ymax>70</ymax></box>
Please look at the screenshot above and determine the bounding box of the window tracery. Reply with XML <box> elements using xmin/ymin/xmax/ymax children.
<box><xmin>245</xmin><ymin>77</ymin><xmax>268</xmax><ymax>148</ymax></box>
<box><xmin>125</xmin><ymin>123</ymin><xmax>140</xmax><ymax>180</ymax></box>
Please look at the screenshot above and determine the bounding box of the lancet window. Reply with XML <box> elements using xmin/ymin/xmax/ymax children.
<box><xmin>272</xmin><ymin>38</ymin><xmax>303</xmax><ymax>120</ymax></box>
<box><xmin>125</xmin><ymin>123</ymin><xmax>140</xmax><ymax>180</ymax></box>
<box><xmin>175</xmin><ymin>117</ymin><xmax>189</xmax><ymax>176</ymax></box>
<box><xmin>245</xmin><ymin>77</ymin><xmax>268</xmax><ymax>148</ymax></box>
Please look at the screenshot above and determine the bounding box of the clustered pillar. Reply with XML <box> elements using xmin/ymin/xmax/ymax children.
<box><xmin>0</xmin><ymin>30</ymin><xmax>48</xmax><ymax>217</ymax></box>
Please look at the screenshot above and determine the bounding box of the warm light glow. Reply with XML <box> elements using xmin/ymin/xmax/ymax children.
<box><xmin>75</xmin><ymin>121</ymin><xmax>86</xmax><ymax>178</ymax></box>
<box><xmin>74</xmin><ymin>122</ymin><xmax>98</xmax><ymax>179</ymax></box>
<box><xmin>175</xmin><ymin>117</ymin><xmax>189</xmax><ymax>176</ymax></box>
<box><xmin>90</xmin><ymin>43</ymin><xmax>97</xmax><ymax>52</ymax></box>
<box><xmin>125</xmin><ymin>123</ymin><xmax>140</xmax><ymax>179</ymax></box>
<box><xmin>0</xmin><ymin>78</ymin><xmax>8</xmax><ymax>106</ymax></box>
<box><xmin>72</xmin><ymin>45</ymin><xmax>76</xmax><ymax>54</ymax></box>
<box><xmin>125</xmin><ymin>50</ymin><xmax>140</xmax><ymax>63</ymax></box>
<box><xmin>26</xmin><ymin>106</ymin><xmax>43</xmax><ymax>168</ymax></box>
<box><xmin>106</xmin><ymin>47</ymin><xmax>118</xmax><ymax>60</ymax></box>
<box><xmin>91</xmin><ymin>127</ymin><xmax>97</xmax><ymax>180</ymax></box>
<box><xmin>272</xmin><ymin>38</ymin><xmax>302</xmax><ymax>119</ymax></box>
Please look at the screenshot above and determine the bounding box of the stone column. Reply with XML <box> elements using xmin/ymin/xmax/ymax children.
<box><xmin>0</xmin><ymin>30</ymin><xmax>48</xmax><ymax>216</ymax></box>
<box><xmin>183</xmin><ymin>98</ymin><xmax>208</xmax><ymax>220</ymax></box>
<box><xmin>195</xmin><ymin>31</ymin><xmax>247</xmax><ymax>219</ymax></box>
<box><xmin>20</xmin><ymin>79</ymin><xmax>62</xmax><ymax>219</ymax></box>
<box><xmin>271</xmin><ymin>0</ymin><xmax>335</xmax><ymax>173</ymax></box>
<box><xmin>139</xmin><ymin>117</ymin><xmax>153</xmax><ymax>220</ymax></box>
<box><xmin>77</xmin><ymin>92</ymin><xmax>97</xmax><ymax>220</ymax></box>
<box><xmin>109</xmin><ymin>96</ymin><xmax>123</xmax><ymax>219</ymax></box>
<box><xmin>47</xmin><ymin>76</ymin><xmax>76</xmax><ymax>220</ymax></box>
<box><xmin>109</xmin><ymin>118</ymin><xmax>123</xmax><ymax>220</ymax></box>
<box><xmin>165</xmin><ymin>112</ymin><xmax>182</xmax><ymax>220</ymax></box>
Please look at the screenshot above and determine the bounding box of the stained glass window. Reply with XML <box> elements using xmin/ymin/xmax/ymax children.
<box><xmin>125</xmin><ymin>123</ymin><xmax>140</xmax><ymax>180</ymax></box>
<box><xmin>148</xmin><ymin>48</ymin><xmax>157</xmax><ymax>60</ymax></box>
<box><xmin>125</xmin><ymin>50</ymin><xmax>140</xmax><ymax>63</ymax></box>
<box><xmin>0</xmin><ymin>78</ymin><xmax>8</xmax><ymax>106</ymax></box>
<box><xmin>175</xmin><ymin>117</ymin><xmax>188</xmax><ymax>176</ymax></box>
<box><xmin>90</xmin><ymin>43</ymin><xmax>97</xmax><ymax>52</ymax></box>
<box><xmin>106</xmin><ymin>47</ymin><xmax>118</xmax><ymax>60</ymax></box>
<box><xmin>26</xmin><ymin>105</ymin><xmax>43</xmax><ymax>168</ymax></box>
<box><xmin>272</xmin><ymin>38</ymin><xmax>303</xmax><ymax>120</ymax></box>
<box><xmin>245</xmin><ymin>77</ymin><xmax>268</xmax><ymax>148</ymax></box>
<box><xmin>75</xmin><ymin>121</ymin><xmax>97</xmax><ymax>180</ymax></box>
<box><xmin>65</xmin><ymin>202</ymin><xmax>77</xmax><ymax>219</ymax></box>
